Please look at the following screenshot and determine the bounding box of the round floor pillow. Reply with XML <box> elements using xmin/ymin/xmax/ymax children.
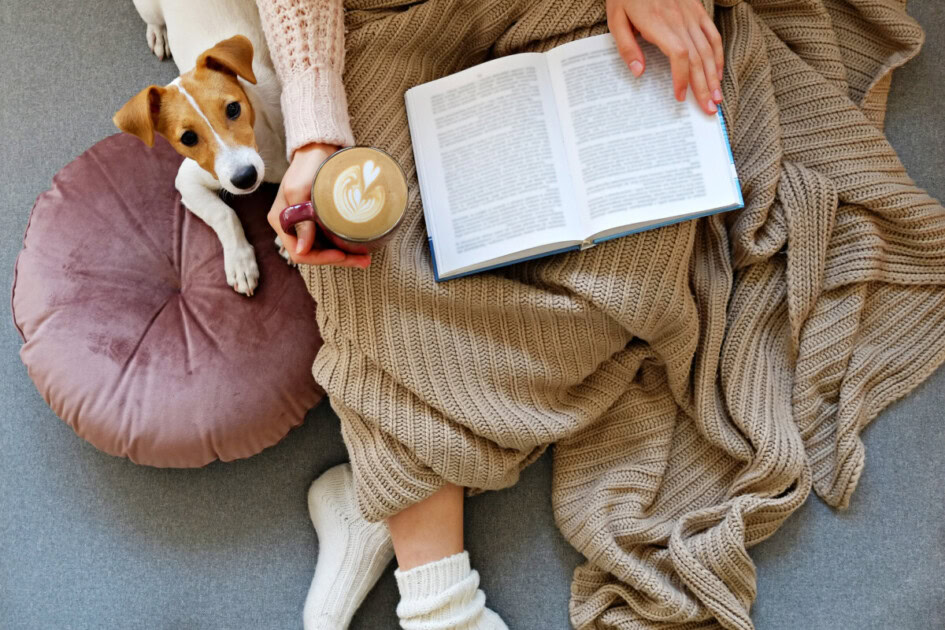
<box><xmin>11</xmin><ymin>134</ymin><xmax>323</xmax><ymax>467</ymax></box>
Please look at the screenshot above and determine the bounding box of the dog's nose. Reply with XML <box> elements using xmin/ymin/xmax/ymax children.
<box><xmin>230</xmin><ymin>165</ymin><xmax>258</xmax><ymax>190</ymax></box>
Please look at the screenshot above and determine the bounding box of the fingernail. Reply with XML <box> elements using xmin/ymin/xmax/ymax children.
<box><xmin>295</xmin><ymin>241</ymin><xmax>304</xmax><ymax>254</ymax></box>
<box><xmin>629</xmin><ymin>61</ymin><xmax>643</xmax><ymax>77</ymax></box>
<box><xmin>707</xmin><ymin>100</ymin><xmax>717</xmax><ymax>113</ymax></box>
<box><xmin>713</xmin><ymin>88</ymin><xmax>723</xmax><ymax>102</ymax></box>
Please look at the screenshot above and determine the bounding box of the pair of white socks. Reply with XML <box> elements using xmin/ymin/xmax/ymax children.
<box><xmin>303</xmin><ymin>464</ymin><xmax>507</xmax><ymax>630</ymax></box>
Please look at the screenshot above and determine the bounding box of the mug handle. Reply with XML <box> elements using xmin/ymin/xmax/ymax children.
<box><xmin>279</xmin><ymin>201</ymin><xmax>315</xmax><ymax>235</ymax></box>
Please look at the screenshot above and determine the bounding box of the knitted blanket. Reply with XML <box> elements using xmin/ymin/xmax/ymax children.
<box><xmin>302</xmin><ymin>0</ymin><xmax>945</xmax><ymax>627</ymax></box>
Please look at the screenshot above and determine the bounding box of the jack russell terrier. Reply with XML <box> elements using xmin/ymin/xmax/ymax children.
<box><xmin>114</xmin><ymin>0</ymin><xmax>290</xmax><ymax>296</ymax></box>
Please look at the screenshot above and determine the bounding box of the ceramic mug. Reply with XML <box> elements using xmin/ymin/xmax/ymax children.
<box><xmin>279</xmin><ymin>146</ymin><xmax>408</xmax><ymax>255</ymax></box>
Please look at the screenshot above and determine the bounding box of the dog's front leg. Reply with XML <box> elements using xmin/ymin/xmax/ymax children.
<box><xmin>131</xmin><ymin>0</ymin><xmax>170</xmax><ymax>60</ymax></box>
<box><xmin>176</xmin><ymin>159</ymin><xmax>259</xmax><ymax>296</ymax></box>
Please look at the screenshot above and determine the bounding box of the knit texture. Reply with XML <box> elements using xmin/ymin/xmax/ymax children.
<box><xmin>256</xmin><ymin>0</ymin><xmax>355</xmax><ymax>155</ymax></box>
<box><xmin>304</xmin><ymin>463</ymin><xmax>394</xmax><ymax>630</ymax></box>
<box><xmin>395</xmin><ymin>552</ymin><xmax>508</xmax><ymax>630</ymax></box>
<box><xmin>296</xmin><ymin>0</ymin><xmax>945</xmax><ymax>627</ymax></box>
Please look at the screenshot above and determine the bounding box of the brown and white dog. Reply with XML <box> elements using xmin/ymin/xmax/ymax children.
<box><xmin>114</xmin><ymin>0</ymin><xmax>289</xmax><ymax>296</ymax></box>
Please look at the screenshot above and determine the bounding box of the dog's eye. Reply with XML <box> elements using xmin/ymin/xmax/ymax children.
<box><xmin>180</xmin><ymin>131</ymin><xmax>198</xmax><ymax>147</ymax></box>
<box><xmin>226</xmin><ymin>102</ymin><xmax>241</xmax><ymax>120</ymax></box>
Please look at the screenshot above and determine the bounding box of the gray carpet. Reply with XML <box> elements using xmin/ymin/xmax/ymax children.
<box><xmin>0</xmin><ymin>1</ymin><xmax>942</xmax><ymax>629</ymax></box>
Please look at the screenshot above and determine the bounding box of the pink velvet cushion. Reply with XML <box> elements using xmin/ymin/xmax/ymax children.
<box><xmin>11</xmin><ymin>134</ymin><xmax>323</xmax><ymax>467</ymax></box>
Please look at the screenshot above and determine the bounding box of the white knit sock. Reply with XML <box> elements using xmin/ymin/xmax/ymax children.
<box><xmin>395</xmin><ymin>551</ymin><xmax>508</xmax><ymax>630</ymax></box>
<box><xmin>303</xmin><ymin>463</ymin><xmax>394</xmax><ymax>630</ymax></box>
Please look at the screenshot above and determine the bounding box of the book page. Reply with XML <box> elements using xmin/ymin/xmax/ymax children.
<box><xmin>405</xmin><ymin>54</ymin><xmax>581</xmax><ymax>276</ymax></box>
<box><xmin>545</xmin><ymin>35</ymin><xmax>740</xmax><ymax>239</ymax></box>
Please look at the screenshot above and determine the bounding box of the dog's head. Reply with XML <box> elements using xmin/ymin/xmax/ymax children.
<box><xmin>113</xmin><ymin>35</ymin><xmax>264</xmax><ymax>194</ymax></box>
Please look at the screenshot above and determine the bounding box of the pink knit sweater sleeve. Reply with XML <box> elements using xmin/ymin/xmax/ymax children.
<box><xmin>256</xmin><ymin>0</ymin><xmax>355</xmax><ymax>157</ymax></box>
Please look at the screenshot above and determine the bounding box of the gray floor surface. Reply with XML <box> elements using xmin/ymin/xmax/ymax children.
<box><xmin>1</xmin><ymin>1</ymin><xmax>942</xmax><ymax>629</ymax></box>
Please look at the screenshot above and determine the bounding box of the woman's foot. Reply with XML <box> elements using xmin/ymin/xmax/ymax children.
<box><xmin>395</xmin><ymin>551</ymin><xmax>508</xmax><ymax>630</ymax></box>
<box><xmin>304</xmin><ymin>463</ymin><xmax>394</xmax><ymax>630</ymax></box>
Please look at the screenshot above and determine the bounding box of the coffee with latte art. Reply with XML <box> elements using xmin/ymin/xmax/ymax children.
<box><xmin>312</xmin><ymin>147</ymin><xmax>408</xmax><ymax>243</ymax></box>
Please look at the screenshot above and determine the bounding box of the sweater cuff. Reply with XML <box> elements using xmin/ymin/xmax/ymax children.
<box><xmin>280</xmin><ymin>65</ymin><xmax>355</xmax><ymax>159</ymax></box>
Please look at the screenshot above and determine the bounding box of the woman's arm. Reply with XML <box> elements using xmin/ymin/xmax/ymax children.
<box><xmin>258</xmin><ymin>0</ymin><xmax>354</xmax><ymax>154</ymax></box>
<box><xmin>258</xmin><ymin>0</ymin><xmax>369</xmax><ymax>267</ymax></box>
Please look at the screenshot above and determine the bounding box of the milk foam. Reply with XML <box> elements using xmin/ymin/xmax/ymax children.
<box><xmin>332</xmin><ymin>159</ymin><xmax>386</xmax><ymax>223</ymax></box>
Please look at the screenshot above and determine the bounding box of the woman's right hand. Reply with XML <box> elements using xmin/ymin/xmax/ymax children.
<box><xmin>606</xmin><ymin>0</ymin><xmax>724</xmax><ymax>115</ymax></box>
<box><xmin>268</xmin><ymin>142</ymin><xmax>372</xmax><ymax>268</ymax></box>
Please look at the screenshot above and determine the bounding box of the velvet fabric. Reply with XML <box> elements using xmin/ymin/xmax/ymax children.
<box><xmin>11</xmin><ymin>133</ymin><xmax>322</xmax><ymax>467</ymax></box>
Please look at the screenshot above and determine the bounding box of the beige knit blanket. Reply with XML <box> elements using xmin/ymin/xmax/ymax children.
<box><xmin>302</xmin><ymin>0</ymin><xmax>945</xmax><ymax>627</ymax></box>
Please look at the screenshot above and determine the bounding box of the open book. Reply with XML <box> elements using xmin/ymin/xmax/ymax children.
<box><xmin>405</xmin><ymin>34</ymin><xmax>743</xmax><ymax>281</ymax></box>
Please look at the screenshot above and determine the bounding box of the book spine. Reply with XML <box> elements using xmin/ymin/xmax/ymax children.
<box><xmin>405</xmin><ymin>89</ymin><xmax>443</xmax><ymax>281</ymax></box>
<box><xmin>428</xmin><ymin>237</ymin><xmax>442</xmax><ymax>282</ymax></box>
<box><xmin>716</xmin><ymin>106</ymin><xmax>744</xmax><ymax>208</ymax></box>
<box><xmin>592</xmin><ymin>204</ymin><xmax>742</xmax><ymax>246</ymax></box>
<box><xmin>437</xmin><ymin>243</ymin><xmax>584</xmax><ymax>282</ymax></box>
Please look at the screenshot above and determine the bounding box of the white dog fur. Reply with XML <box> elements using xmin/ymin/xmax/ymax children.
<box><xmin>131</xmin><ymin>0</ymin><xmax>289</xmax><ymax>296</ymax></box>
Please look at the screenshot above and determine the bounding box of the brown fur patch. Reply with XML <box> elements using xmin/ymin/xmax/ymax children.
<box><xmin>113</xmin><ymin>36</ymin><xmax>259</xmax><ymax>180</ymax></box>
<box><xmin>155</xmin><ymin>69</ymin><xmax>256</xmax><ymax>179</ymax></box>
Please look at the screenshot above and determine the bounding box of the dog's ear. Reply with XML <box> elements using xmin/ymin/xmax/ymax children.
<box><xmin>197</xmin><ymin>35</ymin><xmax>256</xmax><ymax>84</ymax></box>
<box><xmin>113</xmin><ymin>86</ymin><xmax>165</xmax><ymax>147</ymax></box>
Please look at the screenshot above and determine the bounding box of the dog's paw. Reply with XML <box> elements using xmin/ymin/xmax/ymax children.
<box><xmin>274</xmin><ymin>236</ymin><xmax>297</xmax><ymax>267</ymax></box>
<box><xmin>224</xmin><ymin>245</ymin><xmax>259</xmax><ymax>297</ymax></box>
<box><xmin>146</xmin><ymin>23</ymin><xmax>171</xmax><ymax>60</ymax></box>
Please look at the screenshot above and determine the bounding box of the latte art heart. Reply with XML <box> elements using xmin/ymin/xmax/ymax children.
<box><xmin>333</xmin><ymin>162</ymin><xmax>386</xmax><ymax>223</ymax></box>
<box><xmin>362</xmin><ymin>159</ymin><xmax>380</xmax><ymax>188</ymax></box>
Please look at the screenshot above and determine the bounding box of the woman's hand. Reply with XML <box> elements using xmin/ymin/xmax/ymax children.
<box><xmin>268</xmin><ymin>142</ymin><xmax>372</xmax><ymax>268</ymax></box>
<box><xmin>606</xmin><ymin>0</ymin><xmax>724</xmax><ymax>115</ymax></box>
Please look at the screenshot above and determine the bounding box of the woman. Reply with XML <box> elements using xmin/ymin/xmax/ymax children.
<box><xmin>256</xmin><ymin>0</ymin><xmax>725</xmax><ymax>628</ymax></box>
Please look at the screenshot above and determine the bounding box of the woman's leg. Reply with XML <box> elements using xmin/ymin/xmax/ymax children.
<box><xmin>387</xmin><ymin>483</ymin><xmax>463</xmax><ymax>569</ymax></box>
<box><xmin>388</xmin><ymin>484</ymin><xmax>507</xmax><ymax>629</ymax></box>
<box><xmin>303</xmin><ymin>464</ymin><xmax>394</xmax><ymax>630</ymax></box>
<box><xmin>303</xmin><ymin>469</ymin><xmax>506</xmax><ymax>630</ymax></box>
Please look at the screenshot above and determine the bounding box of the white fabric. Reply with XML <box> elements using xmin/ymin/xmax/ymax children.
<box><xmin>304</xmin><ymin>464</ymin><xmax>394</xmax><ymax>630</ymax></box>
<box><xmin>395</xmin><ymin>552</ymin><xmax>508</xmax><ymax>630</ymax></box>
